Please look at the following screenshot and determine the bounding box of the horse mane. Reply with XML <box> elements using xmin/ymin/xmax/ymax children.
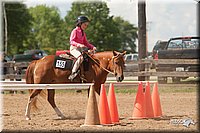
<box><xmin>92</xmin><ymin>51</ymin><xmax>114</xmax><ymax>59</ymax></box>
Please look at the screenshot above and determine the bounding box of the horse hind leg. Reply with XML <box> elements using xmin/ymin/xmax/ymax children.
<box><xmin>47</xmin><ymin>89</ymin><xmax>66</xmax><ymax>119</ymax></box>
<box><xmin>25</xmin><ymin>89</ymin><xmax>42</xmax><ymax>120</ymax></box>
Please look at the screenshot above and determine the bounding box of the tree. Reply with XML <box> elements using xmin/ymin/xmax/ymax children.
<box><xmin>64</xmin><ymin>2</ymin><xmax>121</xmax><ymax>51</ymax></box>
<box><xmin>5</xmin><ymin>3</ymin><xmax>32</xmax><ymax>55</ymax></box>
<box><xmin>113</xmin><ymin>17</ymin><xmax>138</xmax><ymax>53</ymax></box>
<box><xmin>28</xmin><ymin>5</ymin><xmax>66</xmax><ymax>54</ymax></box>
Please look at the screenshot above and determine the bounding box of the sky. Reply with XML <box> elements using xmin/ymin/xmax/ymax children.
<box><xmin>22</xmin><ymin>0</ymin><xmax>198</xmax><ymax>51</ymax></box>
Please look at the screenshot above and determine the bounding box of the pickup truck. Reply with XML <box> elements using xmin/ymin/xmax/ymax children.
<box><xmin>157</xmin><ymin>36</ymin><xmax>200</xmax><ymax>83</ymax></box>
<box><xmin>13</xmin><ymin>49</ymin><xmax>47</xmax><ymax>62</ymax></box>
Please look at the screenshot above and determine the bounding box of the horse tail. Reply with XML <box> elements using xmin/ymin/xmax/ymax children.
<box><xmin>25</xmin><ymin>60</ymin><xmax>39</xmax><ymax>110</ymax></box>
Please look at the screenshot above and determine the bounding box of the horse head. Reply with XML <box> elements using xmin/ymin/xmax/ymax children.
<box><xmin>110</xmin><ymin>51</ymin><xmax>126</xmax><ymax>82</ymax></box>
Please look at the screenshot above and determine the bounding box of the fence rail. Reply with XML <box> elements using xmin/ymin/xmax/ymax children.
<box><xmin>0</xmin><ymin>82</ymin><xmax>93</xmax><ymax>90</ymax></box>
<box><xmin>1</xmin><ymin>59</ymin><xmax>199</xmax><ymax>83</ymax></box>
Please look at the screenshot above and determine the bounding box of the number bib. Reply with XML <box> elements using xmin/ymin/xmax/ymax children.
<box><xmin>56</xmin><ymin>60</ymin><xmax>66</xmax><ymax>68</ymax></box>
<box><xmin>54</xmin><ymin>56</ymin><xmax>74</xmax><ymax>70</ymax></box>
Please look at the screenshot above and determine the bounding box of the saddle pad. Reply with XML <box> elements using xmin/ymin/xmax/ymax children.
<box><xmin>54</xmin><ymin>56</ymin><xmax>75</xmax><ymax>70</ymax></box>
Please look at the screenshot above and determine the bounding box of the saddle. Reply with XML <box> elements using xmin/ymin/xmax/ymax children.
<box><xmin>53</xmin><ymin>51</ymin><xmax>90</xmax><ymax>71</ymax></box>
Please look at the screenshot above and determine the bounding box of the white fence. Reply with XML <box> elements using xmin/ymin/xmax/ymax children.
<box><xmin>0</xmin><ymin>81</ymin><xmax>158</xmax><ymax>91</ymax></box>
<box><xmin>0</xmin><ymin>82</ymin><xmax>93</xmax><ymax>90</ymax></box>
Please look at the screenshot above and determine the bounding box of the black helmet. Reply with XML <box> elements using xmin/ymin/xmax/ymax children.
<box><xmin>76</xmin><ymin>16</ymin><xmax>90</xmax><ymax>26</ymax></box>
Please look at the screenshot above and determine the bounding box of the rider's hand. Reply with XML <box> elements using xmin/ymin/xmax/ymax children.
<box><xmin>93</xmin><ymin>47</ymin><xmax>97</xmax><ymax>51</ymax></box>
<box><xmin>79</xmin><ymin>44</ymin><xmax>86</xmax><ymax>48</ymax></box>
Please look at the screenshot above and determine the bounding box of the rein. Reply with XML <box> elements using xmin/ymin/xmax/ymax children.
<box><xmin>84</xmin><ymin>52</ymin><xmax>115</xmax><ymax>75</ymax></box>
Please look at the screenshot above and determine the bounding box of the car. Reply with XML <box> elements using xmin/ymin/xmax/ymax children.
<box><xmin>13</xmin><ymin>49</ymin><xmax>48</xmax><ymax>62</ymax></box>
<box><xmin>124</xmin><ymin>53</ymin><xmax>138</xmax><ymax>62</ymax></box>
<box><xmin>124</xmin><ymin>53</ymin><xmax>139</xmax><ymax>72</ymax></box>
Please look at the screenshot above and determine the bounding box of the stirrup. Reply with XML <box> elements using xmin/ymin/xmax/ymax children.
<box><xmin>68</xmin><ymin>70</ymin><xmax>80</xmax><ymax>81</ymax></box>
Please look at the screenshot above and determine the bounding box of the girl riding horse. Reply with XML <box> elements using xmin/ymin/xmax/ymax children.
<box><xmin>25</xmin><ymin>50</ymin><xmax>126</xmax><ymax>120</ymax></box>
<box><xmin>68</xmin><ymin>16</ymin><xmax>96</xmax><ymax>80</ymax></box>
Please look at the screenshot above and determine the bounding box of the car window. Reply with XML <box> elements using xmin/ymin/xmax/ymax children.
<box><xmin>126</xmin><ymin>55</ymin><xmax>132</xmax><ymax>61</ymax></box>
<box><xmin>182</xmin><ymin>39</ymin><xmax>199</xmax><ymax>49</ymax></box>
<box><xmin>168</xmin><ymin>38</ymin><xmax>200</xmax><ymax>50</ymax></box>
<box><xmin>168</xmin><ymin>40</ymin><xmax>183</xmax><ymax>50</ymax></box>
<box><xmin>133</xmin><ymin>55</ymin><xmax>138</xmax><ymax>61</ymax></box>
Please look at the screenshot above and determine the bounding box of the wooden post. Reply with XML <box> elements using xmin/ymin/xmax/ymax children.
<box><xmin>138</xmin><ymin>1</ymin><xmax>147</xmax><ymax>81</ymax></box>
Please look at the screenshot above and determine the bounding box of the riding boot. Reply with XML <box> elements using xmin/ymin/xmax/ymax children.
<box><xmin>68</xmin><ymin>70</ymin><xmax>80</xmax><ymax>81</ymax></box>
<box><xmin>68</xmin><ymin>56</ymin><xmax>83</xmax><ymax>81</ymax></box>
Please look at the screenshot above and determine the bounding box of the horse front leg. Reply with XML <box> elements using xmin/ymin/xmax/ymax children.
<box><xmin>93</xmin><ymin>83</ymin><xmax>101</xmax><ymax>95</ymax></box>
<box><xmin>47</xmin><ymin>89</ymin><xmax>66</xmax><ymax>119</ymax></box>
<box><xmin>25</xmin><ymin>89</ymin><xmax>42</xmax><ymax>120</ymax></box>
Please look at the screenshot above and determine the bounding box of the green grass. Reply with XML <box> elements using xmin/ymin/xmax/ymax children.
<box><xmin>1</xmin><ymin>84</ymin><xmax>197</xmax><ymax>95</ymax></box>
<box><xmin>113</xmin><ymin>85</ymin><xmax>197</xmax><ymax>94</ymax></box>
<box><xmin>156</xmin><ymin>86</ymin><xmax>197</xmax><ymax>93</ymax></box>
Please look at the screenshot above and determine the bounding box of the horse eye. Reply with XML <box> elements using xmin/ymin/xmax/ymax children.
<box><xmin>115</xmin><ymin>61</ymin><xmax>119</xmax><ymax>65</ymax></box>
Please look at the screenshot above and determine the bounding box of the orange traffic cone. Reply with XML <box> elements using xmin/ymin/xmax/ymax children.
<box><xmin>152</xmin><ymin>82</ymin><xmax>162</xmax><ymax>117</ymax></box>
<box><xmin>131</xmin><ymin>82</ymin><xmax>146</xmax><ymax>119</ymax></box>
<box><xmin>81</xmin><ymin>85</ymin><xmax>101</xmax><ymax>127</ymax></box>
<box><xmin>107</xmin><ymin>83</ymin><xmax>119</xmax><ymax>124</ymax></box>
<box><xmin>98</xmin><ymin>84</ymin><xmax>113</xmax><ymax>125</ymax></box>
<box><xmin>145</xmin><ymin>81</ymin><xmax>154</xmax><ymax>118</ymax></box>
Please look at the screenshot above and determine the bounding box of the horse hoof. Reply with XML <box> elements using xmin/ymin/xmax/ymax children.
<box><xmin>25</xmin><ymin>116</ymin><xmax>31</xmax><ymax>120</ymax></box>
<box><xmin>58</xmin><ymin>116</ymin><xmax>67</xmax><ymax>120</ymax></box>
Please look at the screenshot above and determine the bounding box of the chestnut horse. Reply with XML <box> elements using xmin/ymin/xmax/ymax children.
<box><xmin>25</xmin><ymin>51</ymin><xmax>126</xmax><ymax>120</ymax></box>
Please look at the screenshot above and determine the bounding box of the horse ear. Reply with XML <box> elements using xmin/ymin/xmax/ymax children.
<box><xmin>113</xmin><ymin>51</ymin><xmax>118</xmax><ymax>56</ymax></box>
<box><xmin>122</xmin><ymin>51</ymin><xmax>127</xmax><ymax>56</ymax></box>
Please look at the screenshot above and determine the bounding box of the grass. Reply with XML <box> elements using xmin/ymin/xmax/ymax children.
<box><xmin>1</xmin><ymin>83</ymin><xmax>198</xmax><ymax>95</ymax></box>
<box><xmin>113</xmin><ymin>85</ymin><xmax>197</xmax><ymax>94</ymax></box>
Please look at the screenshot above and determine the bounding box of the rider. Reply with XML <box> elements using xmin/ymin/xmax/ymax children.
<box><xmin>68</xmin><ymin>16</ymin><xmax>96</xmax><ymax>80</ymax></box>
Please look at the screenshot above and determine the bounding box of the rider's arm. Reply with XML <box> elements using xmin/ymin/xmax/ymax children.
<box><xmin>83</xmin><ymin>33</ymin><xmax>94</xmax><ymax>49</ymax></box>
<box><xmin>70</xmin><ymin>29</ymin><xmax>83</xmax><ymax>47</ymax></box>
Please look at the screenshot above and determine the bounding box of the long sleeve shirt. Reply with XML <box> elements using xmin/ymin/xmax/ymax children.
<box><xmin>70</xmin><ymin>27</ymin><xmax>94</xmax><ymax>49</ymax></box>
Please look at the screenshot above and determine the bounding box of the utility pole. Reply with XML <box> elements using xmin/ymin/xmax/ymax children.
<box><xmin>138</xmin><ymin>0</ymin><xmax>147</xmax><ymax>81</ymax></box>
<box><xmin>0</xmin><ymin>1</ymin><xmax>3</xmax><ymax>53</ymax></box>
<box><xmin>3</xmin><ymin>3</ymin><xmax>8</xmax><ymax>54</ymax></box>
<box><xmin>198</xmin><ymin>1</ymin><xmax>200</xmax><ymax>36</ymax></box>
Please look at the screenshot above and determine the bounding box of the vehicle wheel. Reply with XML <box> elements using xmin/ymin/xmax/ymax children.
<box><xmin>16</xmin><ymin>68</ymin><xmax>22</xmax><ymax>81</ymax></box>
<box><xmin>158</xmin><ymin>76</ymin><xmax>167</xmax><ymax>84</ymax></box>
<box><xmin>172</xmin><ymin>77</ymin><xmax>181</xmax><ymax>83</ymax></box>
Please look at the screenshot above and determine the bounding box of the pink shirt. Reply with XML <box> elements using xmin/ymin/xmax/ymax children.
<box><xmin>70</xmin><ymin>27</ymin><xmax>94</xmax><ymax>49</ymax></box>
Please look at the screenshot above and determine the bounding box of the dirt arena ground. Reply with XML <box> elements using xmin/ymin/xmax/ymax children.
<box><xmin>1</xmin><ymin>85</ymin><xmax>199</xmax><ymax>133</ymax></box>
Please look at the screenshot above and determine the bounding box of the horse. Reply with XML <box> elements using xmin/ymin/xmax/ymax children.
<box><xmin>25</xmin><ymin>51</ymin><xmax>126</xmax><ymax>120</ymax></box>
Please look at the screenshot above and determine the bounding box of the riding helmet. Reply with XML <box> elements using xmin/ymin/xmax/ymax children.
<box><xmin>76</xmin><ymin>16</ymin><xmax>90</xmax><ymax>26</ymax></box>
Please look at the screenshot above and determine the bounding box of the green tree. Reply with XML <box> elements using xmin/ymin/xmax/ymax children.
<box><xmin>28</xmin><ymin>5</ymin><xmax>66</xmax><ymax>54</ymax></box>
<box><xmin>5</xmin><ymin>3</ymin><xmax>32</xmax><ymax>55</ymax></box>
<box><xmin>114</xmin><ymin>17</ymin><xmax>138</xmax><ymax>53</ymax></box>
<box><xmin>64</xmin><ymin>2</ymin><xmax>121</xmax><ymax>51</ymax></box>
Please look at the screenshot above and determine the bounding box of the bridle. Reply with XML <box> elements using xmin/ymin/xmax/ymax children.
<box><xmin>84</xmin><ymin>52</ymin><xmax>116</xmax><ymax>75</ymax></box>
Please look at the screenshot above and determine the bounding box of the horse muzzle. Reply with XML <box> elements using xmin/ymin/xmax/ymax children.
<box><xmin>116</xmin><ymin>75</ymin><xmax>124</xmax><ymax>82</ymax></box>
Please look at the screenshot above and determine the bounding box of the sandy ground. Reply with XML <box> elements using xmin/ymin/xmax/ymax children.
<box><xmin>1</xmin><ymin>87</ymin><xmax>199</xmax><ymax>133</ymax></box>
